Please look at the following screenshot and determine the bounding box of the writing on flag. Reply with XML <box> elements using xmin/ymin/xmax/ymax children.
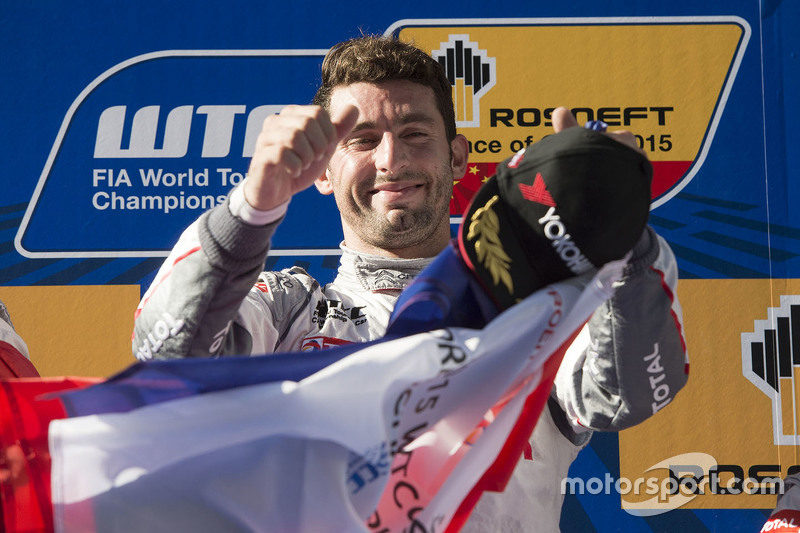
<box><xmin>1</xmin><ymin>260</ymin><xmax>624</xmax><ymax>532</ymax></box>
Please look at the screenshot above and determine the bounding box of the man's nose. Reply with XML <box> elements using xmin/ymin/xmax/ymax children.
<box><xmin>374</xmin><ymin>133</ymin><xmax>409</xmax><ymax>175</ymax></box>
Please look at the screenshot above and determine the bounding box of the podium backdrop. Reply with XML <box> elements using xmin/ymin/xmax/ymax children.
<box><xmin>2</xmin><ymin>1</ymin><xmax>799</xmax><ymax>530</ymax></box>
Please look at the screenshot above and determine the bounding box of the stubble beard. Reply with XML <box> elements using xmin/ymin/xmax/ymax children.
<box><xmin>339</xmin><ymin>163</ymin><xmax>454</xmax><ymax>252</ymax></box>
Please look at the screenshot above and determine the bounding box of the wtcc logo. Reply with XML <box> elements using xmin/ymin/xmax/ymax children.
<box><xmin>16</xmin><ymin>49</ymin><xmax>341</xmax><ymax>259</ymax></box>
<box><xmin>562</xmin><ymin>452</ymin><xmax>790</xmax><ymax>517</ymax></box>
<box><xmin>94</xmin><ymin>104</ymin><xmax>283</xmax><ymax>159</ymax></box>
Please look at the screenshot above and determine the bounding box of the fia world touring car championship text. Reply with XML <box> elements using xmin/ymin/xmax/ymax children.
<box><xmin>90</xmin><ymin>167</ymin><xmax>246</xmax><ymax>214</ymax></box>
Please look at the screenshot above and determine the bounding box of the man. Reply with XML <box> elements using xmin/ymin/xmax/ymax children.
<box><xmin>133</xmin><ymin>35</ymin><xmax>687</xmax><ymax>531</ymax></box>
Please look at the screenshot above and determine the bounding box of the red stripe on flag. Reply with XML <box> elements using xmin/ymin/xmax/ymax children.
<box><xmin>446</xmin><ymin>326</ymin><xmax>584</xmax><ymax>532</ymax></box>
<box><xmin>0</xmin><ymin>378</ymin><xmax>99</xmax><ymax>533</ymax></box>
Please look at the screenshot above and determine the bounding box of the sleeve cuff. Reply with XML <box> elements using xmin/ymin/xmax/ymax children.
<box><xmin>623</xmin><ymin>226</ymin><xmax>660</xmax><ymax>276</ymax></box>
<box><xmin>228</xmin><ymin>182</ymin><xmax>289</xmax><ymax>226</ymax></box>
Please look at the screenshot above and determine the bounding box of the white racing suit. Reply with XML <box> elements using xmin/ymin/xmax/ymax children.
<box><xmin>133</xmin><ymin>186</ymin><xmax>689</xmax><ymax>532</ymax></box>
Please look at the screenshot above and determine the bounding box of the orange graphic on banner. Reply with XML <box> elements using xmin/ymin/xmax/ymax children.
<box><xmin>395</xmin><ymin>21</ymin><xmax>747</xmax><ymax>212</ymax></box>
<box><xmin>1</xmin><ymin>285</ymin><xmax>139</xmax><ymax>377</ymax></box>
<box><xmin>619</xmin><ymin>279</ymin><xmax>800</xmax><ymax>512</ymax></box>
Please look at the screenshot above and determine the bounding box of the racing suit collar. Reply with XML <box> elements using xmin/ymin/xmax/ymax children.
<box><xmin>338</xmin><ymin>243</ymin><xmax>434</xmax><ymax>293</ymax></box>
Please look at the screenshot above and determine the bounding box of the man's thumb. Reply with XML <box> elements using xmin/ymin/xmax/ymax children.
<box><xmin>334</xmin><ymin>105</ymin><xmax>359</xmax><ymax>140</ymax></box>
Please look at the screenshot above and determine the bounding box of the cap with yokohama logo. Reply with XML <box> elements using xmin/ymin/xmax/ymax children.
<box><xmin>457</xmin><ymin>126</ymin><xmax>653</xmax><ymax>311</ymax></box>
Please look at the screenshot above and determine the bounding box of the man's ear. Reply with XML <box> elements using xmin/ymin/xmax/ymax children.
<box><xmin>450</xmin><ymin>134</ymin><xmax>469</xmax><ymax>178</ymax></box>
<box><xmin>314</xmin><ymin>169</ymin><xmax>334</xmax><ymax>195</ymax></box>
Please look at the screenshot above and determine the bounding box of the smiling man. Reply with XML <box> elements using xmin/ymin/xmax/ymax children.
<box><xmin>314</xmin><ymin>79</ymin><xmax>465</xmax><ymax>257</ymax></box>
<box><xmin>133</xmin><ymin>35</ymin><xmax>687</xmax><ymax>531</ymax></box>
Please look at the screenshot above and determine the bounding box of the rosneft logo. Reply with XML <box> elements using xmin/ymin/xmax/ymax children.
<box><xmin>392</xmin><ymin>17</ymin><xmax>750</xmax><ymax>213</ymax></box>
<box><xmin>742</xmin><ymin>295</ymin><xmax>800</xmax><ymax>445</ymax></box>
<box><xmin>431</xmin><ymin>35</ymin><xmax>496</xmax><ymax>128</ymax></box>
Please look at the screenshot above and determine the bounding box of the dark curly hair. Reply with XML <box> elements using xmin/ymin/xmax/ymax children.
<box><xmin>312</xmin><ymin>35</ymin><xmax>457</xmax><ymax>142</ymax></box>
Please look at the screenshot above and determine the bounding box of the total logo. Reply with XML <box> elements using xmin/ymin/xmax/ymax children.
<box><xmin>762</xmin><ymin>511</ymin><xmax>800</xmax><ymax>533</ymax></box>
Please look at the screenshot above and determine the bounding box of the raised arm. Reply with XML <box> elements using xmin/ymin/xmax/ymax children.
<box><xmin>547</xmin><ymin>107</ymin><xmax>688</xmax><ymax>434</ymax></box>
<box><xmin>553</xmin><ymin>227</ymin><xmax>688</xmax><ymax>434</ymax></box>
<box><xmin>132</xmin><ymin>105</ymin><xmax>358</xmax><ymax>360</ymax></box>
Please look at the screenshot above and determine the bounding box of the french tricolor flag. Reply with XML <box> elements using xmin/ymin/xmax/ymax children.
<box><xmin>0</xmin><ymin>253</ymin><xmax>625</xmax><ymax>533</ymax></box>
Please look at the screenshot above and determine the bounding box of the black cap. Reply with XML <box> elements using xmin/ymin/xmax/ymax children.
<box><xmin>457</xmin><ymin>126</ymin><xmax>652</xmax><ymax>310</ymax></box>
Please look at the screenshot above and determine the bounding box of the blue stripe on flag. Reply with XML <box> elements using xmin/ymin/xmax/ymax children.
<box><xmin>58</xmin><ymin>341</ymin><xmax>371</xmax><ymax>416</ymax></box>
<box><xmin>60</xmin><ymin>244</ymin><xmax>498</xmax><ymax>418</ymax></box>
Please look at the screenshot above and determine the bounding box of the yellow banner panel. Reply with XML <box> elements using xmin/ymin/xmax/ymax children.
<box><xmin>620</xmin><ymin>279</ymin><xmax>800</xmax><ymax>512</ymax></box>
<box><xmin>1</xmin><ymin>285</ymin><xmax>139</xmax><ymax>378</ymax></box>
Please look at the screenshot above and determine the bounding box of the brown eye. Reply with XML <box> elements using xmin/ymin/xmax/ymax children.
<box><xmin>347</xmin><ymin>137</ymin><xmax>376</xmax><ymax>148</ymax></box>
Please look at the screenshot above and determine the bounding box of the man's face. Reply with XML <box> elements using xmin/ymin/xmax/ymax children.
<box><xmin>319</xmin><ymin>80</ymin><xmax>466</xmax><ymax>257</ymax></box>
